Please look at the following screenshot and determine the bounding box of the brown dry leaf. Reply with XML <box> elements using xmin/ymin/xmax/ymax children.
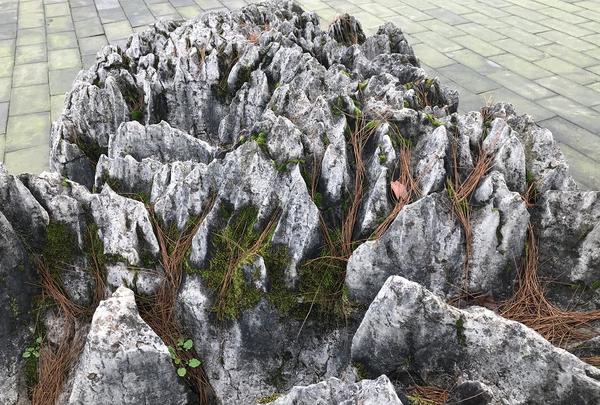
<box><xmin>391</xmin><ymin>180</ymin><xmax>408</xmax><ymax>201</ymax></box>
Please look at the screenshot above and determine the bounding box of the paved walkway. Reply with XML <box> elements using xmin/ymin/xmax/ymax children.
<box><xmin>1</xmin><ymin>0</ymin><xmax>600</xmax><ymax>188</ymax></box>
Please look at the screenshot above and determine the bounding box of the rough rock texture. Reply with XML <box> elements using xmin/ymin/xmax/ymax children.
<box><xmin>67</xmin><ymin>286</ymin><xmax>194</xmax><ymax>404</ymax></box>
<box><xmin>352</xmin><ymin>276</ymin><xmax>600</xmax><ymax>404</ymax></box>
<box><xmin>1</xmin><ymin>1</ymin><xmax>599</xmax><ymax>404</ymax></box>
<box><xmin>270</xmin><ymin>375</ymin><xmax>403</xmax><ymax>405</ymax></box>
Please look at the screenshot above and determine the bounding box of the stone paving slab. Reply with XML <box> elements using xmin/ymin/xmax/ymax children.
<box><xmin>1</xmin><ymin>0</ymin><xmax>600</xmax><ymax>190</ymax></box>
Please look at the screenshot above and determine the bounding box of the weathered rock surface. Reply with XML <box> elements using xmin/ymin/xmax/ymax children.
<box><xmin>352</xmin><ymin>276</ymin><xmax>600</xmax><ymax>404</ymax></box>
<box><xmin>67</xmin><ymin>286</ymin><xmax>194</xmax><ymax>404</ymax></box>
<box><xmin>0</xmin><ymin>1</ymin><xmax>598</xmax><ymax>404</ymax></box>
<box><xmin>270</xmin><ymin>375</ymin><xmax>403</xmax><ymax>405</ymax></box>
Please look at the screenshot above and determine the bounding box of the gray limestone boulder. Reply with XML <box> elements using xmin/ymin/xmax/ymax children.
<box><xmin>352</xmin><ymin>276</ymin><xmax>600</xmax><ymax>404</ymax></box>
<box><xmin>67</xmin><ymin>286</ymin><xmax>194</xmax><ymax>404</ymax></box>
<box><xmin>269</xmin><ymin>375</ymin><xmax>403</xmax><ymax>405</ymax></box>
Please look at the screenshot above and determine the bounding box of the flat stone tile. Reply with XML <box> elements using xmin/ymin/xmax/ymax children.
<box><xmin>487</xmin><ymin>70</ymin><xmax>556</xmax><ymax>100</ymax></box>
<box><xmin>501</xmin><ymin>15</ymin><xmax>549</xmax><ymax>34</ymax></box>
<box><xmin>493</xmin><ymin>38</ymin><xmax>546</xmax><ymax>62</ymax></box>
<box><xmin>451</xmin><ymin>35</ymin><xmax>503</xmax><ymax>57</ymax></box>
<box><xmin>71</xmin><ymin>5</ymin><xmax>97</xmax><ymax>21</ymax></box>
<box><xmin>540</xmin><ymin>43</ymin><xmax>600</xmax><ymax>68</ymax></box>
<box><xmin>490</xmin><ymin>54</ymin><xmax>553</xmax><ymax>80</ymax></box>
<box><xmin>98</xmin><ymin>8</ymin><xmax>127</xmax><ymax>23</ymax></box>
<box><xmin>79</xmin><ymin>34</ymin><xmax>107</xmax><ymax>55</ymax></box>
<box><xmin>539</xmin><ymin>30</ymin><xmax>596</xmax><ymax>52</ymax></box>
<box><xmin>0</xmin><ymin>38</ymin><xmax>14</xmax><ymax>58</ymax></box>
<box><xmin>438</xmin><ymin>63</ymin><xmax>501</xmax><ymax>94</ymax></box>
<box><xmin>15</xmin><ymin>43</ymin><xmax>46</xmax><ymax>64</ymax></box>
<box><xmin>0</xmin><ymin>77</ymin><xmax>9</xmax><ymax>101</ymax></box>
<box><xmin>455</xmin><ymin>22</ymin><xmax>506</xmax><ymax>42</ymax></box>
<box><xmin>0</xmin><ymin>23</ymin><xmax>17</xmax><ymax>40</ymax></box>
<box><xmin>0</xmin><ymin>56</ymin><xmax>14</xmax><ymax>77</ymax></box>
<box><xmin>0</xmin><ymin>134</ymin><xmax>4</xmax><ymax>161</ymax></box>
<box><xmin>70</xmin><ymin>0</ymin><xmax>95</xmax><ymax>7</ymax></box>
<box><xmin>412</xmin><ymin>43</ymin><xmax>454</xmax><ymax>68</ymax></box>
<box><xmin>50</xmin><ymin>93</ymin><xmax>65</xmax><ymax>121</ymax></box>
<box><xmin>535</xmin><ymin>57</ymin><xmax>599</xmax><ymax>85</ymax></box>
<box><xmin>9</xmin><ymin>84</ymin><xmax>50</xmax><ymax>115</ymax></box>
<box><xmin>19</xmin><ymin>12</ymin><xmax>45</xmax><ymax>29</ymax></box>
<box><xmin>4</xmin><ymin>143</ymin><xmax>50</xmax><ymax>174</ymax></box>
<box><xmin>538</xmin><ymin>7</ymin><xmax>589</xmax><ymax>25</ymax></box>
<box><xmin>47</xmin><ymin>31</ymin><xmax>78</xmax><ymax>50</ymax></box>
<box><xmin>387</xmin><ymin>14</ymin><xmax>428</xmax><ymax>34</ymax></box>
<box><xmin>176</xmin><ymin>5</ymin><xmax>202</xmax><ymax>19</ymax></box>
<box><xmin>421</xmin><ymin>19</ymin><xmax>465</xmax><ymax>38</ymax></box>
<box><xmin>74</xmin><ymin>17</ymin><xmax>104</xmax><ymax>37</ymax></box>
<box><xmin>540</xmin><ymin>95</ymin><xmax>600</xmax><ymax>134</ymax></box>
<box><xmin>5</xmin><ymin>112</ymin><xmax>50</xmax><ymax>151</ymax></box>
<box><xmin>445</xmin><ymin>48</ymin><xmax>504</xmax><ymax>75</ymax></box>
<box><xmin>103</xmin><ymin>20</ymin><xmax>133</xmax><ymax>41</ymax></box>
<box><xmin>0</xmin><ymin>102</ymin><xmax>7</xmax><ymax>134</ymax></box>
<box><xmin>554</xmin><ymin>142</ymin><xmax>600</xmax><ymax>190</ymax></box>
<box><xmin>389</xmin><ymin>4</ymin><xmax>431</xmax><ymax>21</ymax></box>
<box><xmin>539</xmin><ymin>18</ymin><xmax>592</xmax><ymax>38</ymax></box>
<box><xmin>19</xmin><ymin>1</ymin><xmax>43</xmax><ymax>13</ymax></box>
<box><xmin>540</xmin><ymin>116</ymin><xmax>600</xmax><ymax>163</ymax></box>
<box><xmin>48</xmin><ymin>48</ymin><xmax>81</xmax><ymax>70</ymax></box>
<box><xmin>357</xmin><ymin>3</ymin><xmax>398</xmax><ymax>19</ymax></box>
<box><xmin>170</xmin><ymin>0</ymin><xmax>197</xmax><ymax>6</ymax></box>
<box><xmin>503</xmin><ymin>4</ymin><xmax>549</xmax><ymax>21</ymax></box>
<box><xmin>424</xmin><ymin>8</ymin><xmax>468</xmax><ymax>25</ymax></box>
<box><xmin>12</xmin><ymin>62</ymin><xmax>48</xmax><ymax>87</ymax></box>
<box><xmin>500</xmin><ymin>26</ymin><xmax>552</xmax><ymax>48</ymax></box>
<box><xmin>480</xmin><ymin>87</ymin><xmax>555</xmax><ymax>121</ymax></box>
<box><xmin>127</xmin><ymin>10</ymin><xmax>156</xmax><ymax>27</ymax></box>
<box><xmin>49</xmin><ymin>67</ymin><xmax>79</xmax><ymax>95</ymax></box>
<box><xmin>46</xmin><ymin>15</ymin><xmax>75</xmax><ymax>33</ymax></box>
<box><xmin>413</xmin><ymin>31</ymin><xmax>462</xmax><ymax>53</ymax></box>
<box><xmin>45</xmin><ymin>2</ymin><xmax>70</xmax><ymax>17</ymax></box>
<box><xmin>536</xmin><ymin>76</ymin><xmax>600</xmax><ymax>106</ymax></box>
<box><xmin>0</xmin><ymin>10</ymin><xmax>18</xmax><ymax>24</ymax></box>
<box><xmin>16</xmin><ymin>27</ymin><xmax>45</xmax><ymax>46</ymax></box>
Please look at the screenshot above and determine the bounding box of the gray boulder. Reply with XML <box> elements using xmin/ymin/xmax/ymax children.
<box><xmin>67</xmin><ymin>286</ymin><xmax>194</xmax><ymax>404</ymax></box>
<box><xmin>352</xmin><ymin>276</ymin><xmax>600</xmax><ymax>404</ymax></box>
<box><xmin>269</xmin><ymin>375</ymin><xmax>403</xmax><ymax>405</ymax></box>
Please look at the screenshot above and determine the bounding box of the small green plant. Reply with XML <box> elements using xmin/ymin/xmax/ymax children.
<box><xmin>424</xmin><ymin>113</ymin><xmax>443</xmax><ymax>127</ymax></box>
<box><xmin>378</xmin><ymin>152</ymin><xmax>387</xmax><ymax>164</ymax></box>
<box><xmin>455</xmin><ymin>315</ymin><xmax>466</xmax><ymax>346</ymax></box>
<box><xmin>23</xmin><ymin>337</ymin><xmax>42</xmax><ymax>359</ymax></box>
<box><xmin>257</xmin><ymin>393</ymin><xmax>281</xmax><ymax>403</ymax></box>
<box><xmin>168</xmin><ymin>338</ymin><xmax>202</xmax><ymax>377</ymax></box>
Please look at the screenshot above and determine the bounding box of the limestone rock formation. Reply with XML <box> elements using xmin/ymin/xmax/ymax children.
<box><xmin>1</xmin><ymin>1</ymin><xmax>599</xmax><ymax>404</ymax></box>
<box><xmin>352</xmin><ymin>276</ymin><xmax>600</xmax><ymax>404</ymax></box>
<box><xmin>269</xmin><ymin>375</ymin><xmax>403</xmax><ymax>404</ymax></box>
<box><xmin>67</xmin><ymin>287</ymin><xmax>194</xmax><ymax>404</ymax></box>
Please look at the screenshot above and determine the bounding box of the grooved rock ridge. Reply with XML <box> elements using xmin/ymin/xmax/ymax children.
<box><xmin>1</xmin><ymin>1</ymin><xmax>600</xmax><ymax>404</ymax></box>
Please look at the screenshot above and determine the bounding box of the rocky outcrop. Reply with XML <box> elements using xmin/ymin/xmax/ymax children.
<box><xmin>352</xmin><ymin>276</ymin><xmax>600</xmax><ymax>404</ymax></box>
<box><xmin>67</xmin><ymin>286</ymin><xmax>194</xmax><ymax>404</ymax></box>
<box><xmin>269</xmin><ymin>375</ymin><xmax>403</xmax><ymax>404</ymax></box>
<box><xmin>1</xmin><ymin>1</ymin><xmax>599</xmax><ymax>404</ymax></box>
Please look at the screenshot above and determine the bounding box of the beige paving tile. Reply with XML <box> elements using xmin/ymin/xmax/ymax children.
<box><xmin>0</xmin><ymin>56</ymin><xmax>14</xmax><ymax>78</ymax></box>
<box><xmin>4</xmin><ymin>143</ymin><xmax>50</xmax><ymax>174</ymax></box>
<box><xmin>47</xmin><ymin>31</ymin><xmax>78</xmax><ymax>50</ymax></box>
<box><xmin>0</xmin><ymin>77</ymin><xmax>10</xmax><ymax>102</ymax></box>
<box><xmin>12</xmin><ymin>62</ymin><xmax>48</xmax><ymax>87</ymax></box>
<box><xmin>48</xmin><ymin>48</ymin><xmax>81</xmax><ymax>70</ymax></box>
<box><xmin>16</xmin><ymin>27</ymin><xmax>45</xmax><ymax>46</ymax></box>
<box><xmin>15</xmin><ymin>43</ymin><xmax>46</xmax><ymax>64</ymax></box>
<box><xmin>9</xmin><ymin>84</ymin><xmax>50</xmax><ymax>115</ymax></box>
<box><xmin>490</xmin><ymin>54</ymin><xmax>554</xmax><ymax>80</ymax></box>
<box><xmin>103</xmin><ymin>20</ymin><xmax>133</xmax><ymax>41</ymax></box>
<box><xmin>5</xmin><ymin>112</ymin><xmax>51</xmax><ymax>151</ymax></box>
<box><xmin>45</xmin><ymin>2</ymin><xmax>70</xmax><ymax>17</ymax></box>
<box><xmin>451</xmin><ymin>35</ymin><xmax>503</xmax><ymax>57</ymax></box>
